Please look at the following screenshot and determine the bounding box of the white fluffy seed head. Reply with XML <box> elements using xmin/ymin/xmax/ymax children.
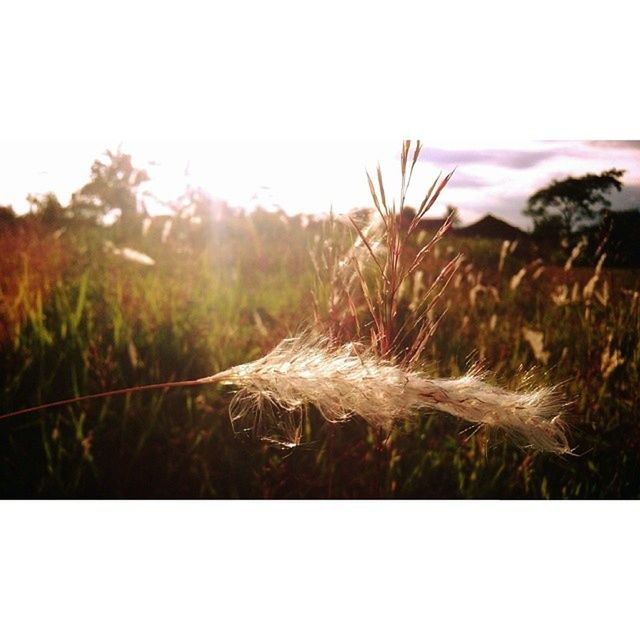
<box><xmin>220</xmin><ymin>335</ymin><xmax>570</xmax><ymax>453</ymax></box>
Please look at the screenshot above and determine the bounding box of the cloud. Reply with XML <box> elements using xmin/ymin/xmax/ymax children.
<box><xmin>475</xmin><ymin>193</ymin><xmax>531</xmax><ymax>228</ymax></box>
<box><xmin>610</xmin><ymin>184</ymin><xmax>640</xmax><ymax>210</ymax></box>
<box><xmin>587</xmin><ymin>141</ymin><xmax>640</xmax><ymax>151</ymax></box>
<box><xmin>448</xmin><ymin>172</ymin><xmax>492</xmax><ymax>189</ymax></box>
<box><xmin>419</xmin><ymin>146</ymin><xmax>565</xmax><ymax>170</ymax></box>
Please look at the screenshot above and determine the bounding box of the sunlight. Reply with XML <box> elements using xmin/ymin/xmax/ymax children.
<box><xmin>1</xmin><ymin>139</ymin><xmax>638</xmax><ymax>229</ymax></box>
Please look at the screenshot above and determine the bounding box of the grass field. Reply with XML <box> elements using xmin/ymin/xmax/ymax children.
<box><xmin>1</xmin><ymin>210</ymin><xmax>638</xmax><ymax>498</ymax></box>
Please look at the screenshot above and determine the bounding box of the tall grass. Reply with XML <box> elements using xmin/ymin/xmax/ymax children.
<box><xmin>2</xmin><ymin>142</ymin><xmax>570</xmax><ymax>456</ymax></box>
<box><xmin>214</xmin><ymin>142</ymin><xmax>568</xmax><ymax>453</ymax></box>
<box><xmin>0</xmin><ymin>147</ymin><xmax>638</xmax><ymax>497</ymax></box>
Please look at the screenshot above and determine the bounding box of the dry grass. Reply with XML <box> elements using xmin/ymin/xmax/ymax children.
<box><xmin>0</xmin><ymin>220</ymin><xmax>67</xmax><ymax>343</ymax></box>
<box><xmin>219</xmin><ymin>334</ymin><xmax>569</xmax><ymax>453</ymax></box>
<box><xmin>185</xmin><ymin>142</ymin><xmax>570</xmax><ymax>454</ymax></box>
<box><xmin>0</xmin><ymin>142</ymin><xmax>570</xmax><ymax>456</ymax></box>
<box><xmin>1</xmin><ymin>143</ymin><xmax>638</xmax><ymax>497</ymax></box>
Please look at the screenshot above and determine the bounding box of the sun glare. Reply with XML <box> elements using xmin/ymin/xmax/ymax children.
<box><xmin>1</xmin><ymin>139</ymin><xmax>638</xmax><ymax>228</ymax></box>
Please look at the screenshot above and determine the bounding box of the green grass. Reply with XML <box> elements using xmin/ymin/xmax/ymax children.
<box><xmin>1</xmin><ymin>215</ymin><xmax>639</xmax><ymax>498</ymax></box>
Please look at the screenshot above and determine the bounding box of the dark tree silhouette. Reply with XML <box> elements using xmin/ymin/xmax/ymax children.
<box><xmin>400</xmin><ymin>205</ymin><xmax>417</xmax><ymax>229</ymax></box>
<box><xmin>524</xmin><ymin>169</ymin><xmax>625</xmax><ymax>236</ymax></box>
<box><xmin>0</xmin><ymin>204</ymin><xmax>16</xmax><ymax>227</ymax></box>
<box><xmin>72</xmin><ymin>150</ymin><xmax>149</xmax><ymax>236</ymax></box>
<box><xmin>27</xmin><ymin>192</ymin><xmax>67</xmax><ymax>226</ymax></box>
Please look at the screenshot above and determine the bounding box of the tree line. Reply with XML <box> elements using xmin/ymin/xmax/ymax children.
<box><xmin>1</xmin><ymin>149</ymin><xmax>635</xmax><ymax>249</ymax></box>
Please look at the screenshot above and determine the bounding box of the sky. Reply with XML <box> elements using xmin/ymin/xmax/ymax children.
<box><xmin>1</xmin><ymin>139</ymin><xmax>638</xmax><ymax>230</ymax></box>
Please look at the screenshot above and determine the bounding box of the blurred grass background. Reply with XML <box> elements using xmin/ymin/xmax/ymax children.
<box><xmin>1</xmin><ymin>208</ymin><xmax>638</xmax><ymax>498</ymax></box>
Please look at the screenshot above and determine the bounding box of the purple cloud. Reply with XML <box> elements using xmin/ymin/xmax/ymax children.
<box><xmin>419</xmin><ymin>146</ymin><xmax>567</xmax><ymax>170</ymax></box>
<box><xmin>448</xmin><ymin>172</ymin><xmax>492</xmax><ymax>189</ymax></box>
<box><xmin>587</xmin><ymin>141</ymin><xmax>640</xmax><ymax>151</ymax></box>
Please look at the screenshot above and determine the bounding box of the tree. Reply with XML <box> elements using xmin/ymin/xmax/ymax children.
<box><xmin>524</xmin><ymin>169</ymin><xmax>625</xmax><ymax>236</ymax></box>
<box><xmin>0</xmin><ymin>204</ymin><xmax>16</xmax><ymax>227</ymax></box>
<box><xmin>27</xmin><ymin>192</ymin><xmax>67</xmax><ymax>226</ymax></box>
<box><xmin>72</xmin><ymin>149</ymin><xmax>149</xmax><ymax>235</ymax></box>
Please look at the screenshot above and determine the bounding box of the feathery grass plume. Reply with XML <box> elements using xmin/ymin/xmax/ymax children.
<box><xmin>161</xmin><ymin>219</ymin><xmax>173</xmax><ymax>244</ymax></box>
<box><xmin>0</xmin><ymin>333</ymin><xmax>569</xmax><ymax>454</ymax></box>
<box><xmin>509</xmin><ymin>266</ymin><xmax>527</xmax><ymax>291</ymax></box>
<box><xmin>497</xmin><ymin>239</ymin><xmax>518</xmax><ymax>274</ymax></box>
<box><xmin>532</xmin><ymin>265</ymin><xmax>545</xmax><ymax>280</ymax></box>
<box><xmin>583</xmin><ymin>253</ymin><xmax>607</xmax><ymax>320</ymax></box>
<box><xmin>114</xmin><ymin>247</ymin><xmax>156</xmax><ymax>266</ymax></box>
<box><xmin>498</xmin><ymin>240</ymin><xmax>510</xmax><ymax>274</ymax></box>
<box><xmin>103</xmin><ymin>240</ymin><xmax>156</xmax><ymax>265</ymax></box>
<box><xmin>583</xmin><ymin>253</ymin><xmax>606</xmax><ymax>301</ymax></box>
<box><xmin>564</xmin><ymin>237</ymin><xmax>587</xmax><ymax>271</ymax></box>
<box><xmin>141</xmin><ymin>216</ymin><xmax>152</xmax><ymax>237</ymax></box>
<box><xmin>601</xmin><ymin>335</ymin><xmax>624</xmax><ymax>381</ymax></box>
<box><xmin>522</xmin><ymin>327</ymin><xmax>550</xmax><ymax>365</ymax></box>
<box><xmin>220</xmin><ymin>334</ymin><xmax>570</xmax><ymax>453</ymax></box>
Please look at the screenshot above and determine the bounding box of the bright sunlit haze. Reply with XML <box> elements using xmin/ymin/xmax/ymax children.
<box><xmin>2</xmin><ymin>139</ymin><xmax>639</xmax><ymax>229</ymax></box>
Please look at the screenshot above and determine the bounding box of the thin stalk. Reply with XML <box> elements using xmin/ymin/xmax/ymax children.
<box><xmin>0</xmin><ymin>373</ymin><xmax>229</xmax><ymax>422</ymax></box>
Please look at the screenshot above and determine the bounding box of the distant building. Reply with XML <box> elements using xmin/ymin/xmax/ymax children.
<box><xmin>398</xmin><ymin>208</ymin><xmax>527</xmax><ymax>241</ymax></box>
<box><xmin>414</xmin><ymin>217</ymin><xmax>451</xmax><ymax>233</ymax></box>
<box><xmin>455</xmin><ymin>214</ymin><xmax>527</xmax><ymax>241</ymax></box>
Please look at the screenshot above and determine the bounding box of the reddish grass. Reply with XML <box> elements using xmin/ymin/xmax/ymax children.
<box><xmin>0</xmin><ymin>220</ymin><xmax>67</xmax><ymax>342</ymax></box>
